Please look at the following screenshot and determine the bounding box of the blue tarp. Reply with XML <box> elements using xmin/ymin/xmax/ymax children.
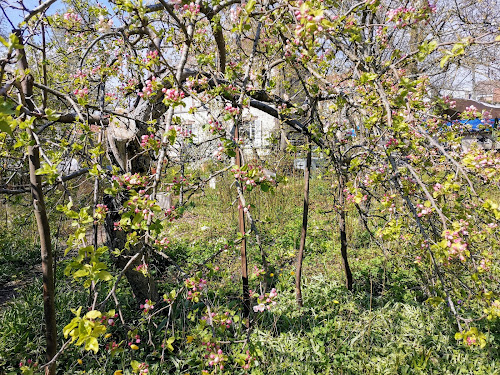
<box><xmin>446</xmin><ymin>118</ymin><xmax>497</xmax><ymax>131</ymax></box>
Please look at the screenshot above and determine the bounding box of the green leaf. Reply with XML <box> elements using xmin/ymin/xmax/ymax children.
<box><xmin>63</xmin><ymin>318</ymin><xmax>79</xmax><ymax>338</ymax></box>
<box><xmin>165</xmin><ymin>336</ymin><xmax>175</xmax><ymax>351</ymax></box>
<box><xmin>96</xmin><ymin>270</ymin><xmax>112</xmax><ymax>281</ymax></box>
<box><xmin>0</xmin><ymin>119</ymin><xmax>12</xmax><ymax>135</ymax></box>
<box><xmin>73</xmin><ymin>269</ymin><xmax>89</xmax><ymax>278</ymax></box>
<box><xmin>131</xmin><ymin>360</ymin><xmax>140</xmax><ymax>372</ymax></box>
<box><xmin>45</xmin><ymin>108</ymin><xmax>60</xmax><ymax>121</ymax></box>
<box><xmin>0</xmin><ymin>98</ymin><xmax>15</xmax><ymax>116</ymax></box>
<box><xmin>245</xmin><ymin>0</ymin><xmax>256</xmax><ymax>13</ymax></box>
<box><xmin>440</xmin><ymin>55</ymin><xmax>451</xmax><ymax>69</ymax></box>
<box><xmin>426</xmin><ymin>296</ymin><xmax>444</xmax><ymax>307</ymax></box>
<box><xmin>9</xmin><ymin>33</ymin><xmax>24</xmax><ymax>49</ymax></box>
<box><xmin>85</xmin><ymin>336</ymin><xmax>99</xmax><ymax>353</ymax></box>
<box><xmin>359</xmin><ymin>72</ymin><xmax>377</xmax><ymax>84</ymax></box>
<box><xmin>86</xmin><ymin>310</ymin><xmax>102</xmax><ymax>320</ymax></box>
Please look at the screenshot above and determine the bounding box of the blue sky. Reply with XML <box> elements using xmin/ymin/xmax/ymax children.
<box><xmin>1</xmin><ymin>0</ymin><xmax>61</xmax><ymax>30</ymax></box>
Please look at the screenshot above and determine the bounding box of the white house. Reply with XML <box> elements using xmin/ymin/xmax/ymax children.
<box><xmin>174</xmin><ymin>97</ymin><xmax>279</xmax><ymax>161</ymax></box>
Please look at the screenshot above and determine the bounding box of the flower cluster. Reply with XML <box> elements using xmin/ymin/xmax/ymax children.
<box><xmin>239</xmin><ymin>350</ymin><xmax>254</xmax><ymax>371</ymax></box>
<box><xmin>207</xmin><ymin>348</ymin><xmax>227</xmax><ymax>371</ymax></box>
<box><xmin>375</xmin><ymin>26</ymin><xmax>388</xmax><ymax>46</ymax></box>
<box><xmin>206</xmin><ymin>118</ymin><xmax>224</xmax><ymax>135</ymax></box>
<box><xmin>128</xmin><ymin>334</ymin><xmax>141</xmax><ymax>349</ymax></box>
<box><xmin>135</xmin><ymin>263</ymin><xmax>149</xmax><ymax>276</ymax></box>
<box><xmin>137</xmin><ymin>362</ymin><xmax>149</xmax><ymax>374</ymax></box>
<box><xmin>442</xmin><ymin>96</ymin><xmax>456</xmax><ymax>109</ymax></box>
<box><xmin>138</xmin><ymin>77</ymin><xmax>161</xmax><ymax>98</ymax></box>
<box><xmin>19</xmin><ymin>359</ymin><xmax>38</xmax><ymax>372</ymax></box>
<box><xmin>293</xmin><ymin>1</ymin><xmax>331</xmax><ymax>45</ymax></box>
<box><xmin>97</xmin><ymin>15</ymin><xmax>113</xmax><ymax>32</ymax></box>
<box><xmin>155</xmin><ymin>236</ymin><xmax>170</xmax><ymax>250</ymax></box>
<box><xmin>144</xmin><ymin>50</ymin><xmax>158</xmax><ymax>63</ymax></box>
<box><xmin>213</xmin><ymin>142</ymin><xmax>225</xmax><ymax>161</ymax></box>
<box><xmin>71</xmin><ymin>70</ymin><xmax>87</xmax><ymax>80</ymax></box>
<box><xmin>460</xmin><ymin>104</ymin><xmax>485</xmax><ymax>120</ymax></box>
<box><xmin>462</xmin><ymin>150</ymin><xmax>500</xmax><ymax>183</ymax></box>
<box><xmin>162</xmin><ymin>88</ymin><xmax>185</xmax><ymax>105</ymax></box>
<box><xmin>122</xmin><ymin>78</ymin><xmax>139</xmax><ymax>92</ymax></box>
<box><xmin>186</xmin><ymin>76</ymin><xmax>209</xmax><ymax>91</ymax></box>
<box><xmin>385</xmin><ymin>137</ymin><xmax>399</xmax><ymax>149</ymax></box>
<box><xmin>104</xmin><ymin>340</ymin><xmax>121</xmax><ymax>353</ymax></box>
<box><xmin>230</xmin><ymin>5</ymin><xmax>243</xmax><ymax>23</ymax></box>
<box><xmin>380</xmin><ymin>194</ymin><xmax>396</xmax><ymax>214</ymax></box>
<box><xmin>185</xmin><ymin>276</ymin><xmax>208</xmax><ymax>302</ymax></box>
<box><xmin>478</xmin><ymin>258</ymin><xmax>491</xmax><ymax>272</ymax></box>
<box><xmin>201</xmin><ymin>310</ymin><xmax>233</xmax><ymax>329</ymax></box>
<box><xmin>140</xmin><ymin>299</ymin><xmax>155</xmax><ymax>315</ymax></box>
<box><xmin>277</xmin><ymin>102</ymin><xmax>288</xmax><ymax>111</ymax></box>
<box><xmin>386</xmin><ymin>2</ymin><xmax>436</xmax><ymax>28</ymax></box>
<box><xmin>112</xmin><ymin>173</ymin><xmax>148</xmax><ymax>190</ymax></box>
<box><xmin>345</xmin><ymin>188</ymin><xmax>367</xmax><ymax>205</ymax></box>
<box><xmin>231</xmin><ymin>164</ymin><xmax>277</xmax><ymax>192</ymax></box>
<box><xmin>416</xmin><ymin>202</ymin><xmax>433</xmax><ymax>217</ymax></box>
<box><xmin>140</xmin><ymin>134</ymin><xmax>160</xmax><ymax>151</ymax></box>
<box><xmin>169</xmin><ymin>0</ymin><xmax>182</xmax><ymax>10</ymax></box>
<box><xmin>442</xmin><ymin>223</ymin><xmax>469</xmax><ymax>261</ymax></box>
<box><xmin>182</xmin><ymin>2</ymin><xmax>200</xmax><ymax>15</ymax></box>
<box><xmin>168</xmin><ymin>125</ymin><xmax>192</xmax><ymax>138</ymax></box>
<box><xmin>386</xmin><ymin>7</ymin><xmax>416</xmax><ymax>23</ymax></box>
<box><xmin>163</xmin><ymin>205</ymin><xmax>178</xmax><ymax>222</ymax></box>
<box><xmin>252</xmin><ymin>288</ymin><xmax>278</xmax><ymax>312</ymax></box>
<box><xmin>105</xmin><ymin>92</ymin><xmax>117</xmax><ymax>103</ymax></box>
<box><xmin>455</xmin><ymin>327</ymin><xmax>486</xmax><ymax>348</ymax></box>
<box><xmin>63</xmin><ymin>12</ymin><xmax>82</xmax><ymax>23</ymax></box>
<box><xmin>74</xmin><ymin>87</ymin><xmax>89</xmax><ymax>98</ymax></box>
<box><xmin>98</xmin><ymin>311</ymin><xmax>118</xmax><ymax>327</ymax></box>
<box><xmin>224</xmin><ymin>104</ymin><xmax>240</xmax><ymax>115</ymax></box>
<box><xmin>253</xmin><ymin>265</ymin><xmax>265</xmax><ymax>277</ymax></box>
<box><xmin>94</xmin><ymin>203</ymin><xmax>109</xmax><ymax>223</ymax></box>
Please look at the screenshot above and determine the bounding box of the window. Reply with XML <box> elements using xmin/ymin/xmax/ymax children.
<box><xmin>242</xmin><ymin>119</ymin><xmax>262</xmax><ymax>147</ymax></box>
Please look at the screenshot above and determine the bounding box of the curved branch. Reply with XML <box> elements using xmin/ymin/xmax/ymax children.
<box><xmin>80</xmin><ymin>32</ymin><xmax>122</xmax><ymax>70</ymax></box>
<box><xmin>22</xmin><ymin>0</ymin><xmax>57</xmax><ymax>24</ymax></box>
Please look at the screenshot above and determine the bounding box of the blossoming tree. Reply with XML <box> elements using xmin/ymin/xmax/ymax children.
<box><xmin>0</xmin><ymin>0</ymin><xmax>499</xmax><ymax>373</ymax></box>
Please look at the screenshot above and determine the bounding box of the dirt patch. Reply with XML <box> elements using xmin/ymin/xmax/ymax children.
<box><xmin>0</xmin><ymin>265</ymin><xmax>42</xmax><ymax>306</ymax></box>
<box><xmin>0</xmin><ymin>279</ymin><xmax>28</xmax><ymax>306</ymax></box>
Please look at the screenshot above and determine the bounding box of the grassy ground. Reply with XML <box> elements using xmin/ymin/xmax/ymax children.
<box><xmin>0</xmin><ymin>173</ymin><xmax>499</xmax><ymax>374</ymax></box>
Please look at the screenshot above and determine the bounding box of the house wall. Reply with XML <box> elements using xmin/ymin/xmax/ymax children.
<box><xmin>174</xmin><ymin>97</ymin><xmax>278</xmax><ymax>161</ymax></box>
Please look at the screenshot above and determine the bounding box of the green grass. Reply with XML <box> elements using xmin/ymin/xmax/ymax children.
<box><xmin>0</xmin><ymin>173</ymin><xmax>498</xmax><ymax>374</ymax></box>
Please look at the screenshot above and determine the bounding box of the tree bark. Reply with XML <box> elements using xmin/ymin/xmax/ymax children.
<box><xmin>16</xmin><ymin>32</ymin><xmax>57</xmax><ymax>375</ymax></box>
<box><xmin>338</xmin><ymin>174</ymin><xmax>353</xmax><ymax>291</ymax></box>
<box><xmin>104</xmin><ymin>101</ymin><xmax>162</xmax><ymax>303</ymax></box>
<box><xmin>28</xmin><ymin>131</ymin><xmax>58</xmax><ymax>375</ymax></box>
<box><xmin>235</xmin><ymin>124</ymin><xmax>250</xmax><ymax>321</ymax></box>
<box><xmin>104</xmin><ymin>193</ymin><xmax>159</xmax><ymax>303</ymax></box>
<box><xmin>295</xmin><ymin>140</ymin><xmax>311</xmax><ymax>307</ymax></box>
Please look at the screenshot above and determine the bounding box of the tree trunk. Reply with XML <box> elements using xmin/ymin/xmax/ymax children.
<box><xmin>338</xmin><ymin>174</ymin><xmax>353</xmax><ymax>291</ymax></box>
<box><xmin>235</xmin><ymin>124</ymin><xmax>250</xmax><ymax>321</ymax></box>
<box><xmin>295</xmin><ymin>140</ymin><xmax>311</xmax><ymax>307</ymax></box>
<box><xmin>104</xmin><ymin>193</ymin><xmax>159</xmax><ymax>303</ymax></box>
<box><xmin>104</xmin><ymin>101</ymin><xmax>164</xmax><ymax>303</ymax></box>
<box><xmin>16</xmin><ymin>33</ymin><xmax>57</xmax><ymax>375</ymax></box>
